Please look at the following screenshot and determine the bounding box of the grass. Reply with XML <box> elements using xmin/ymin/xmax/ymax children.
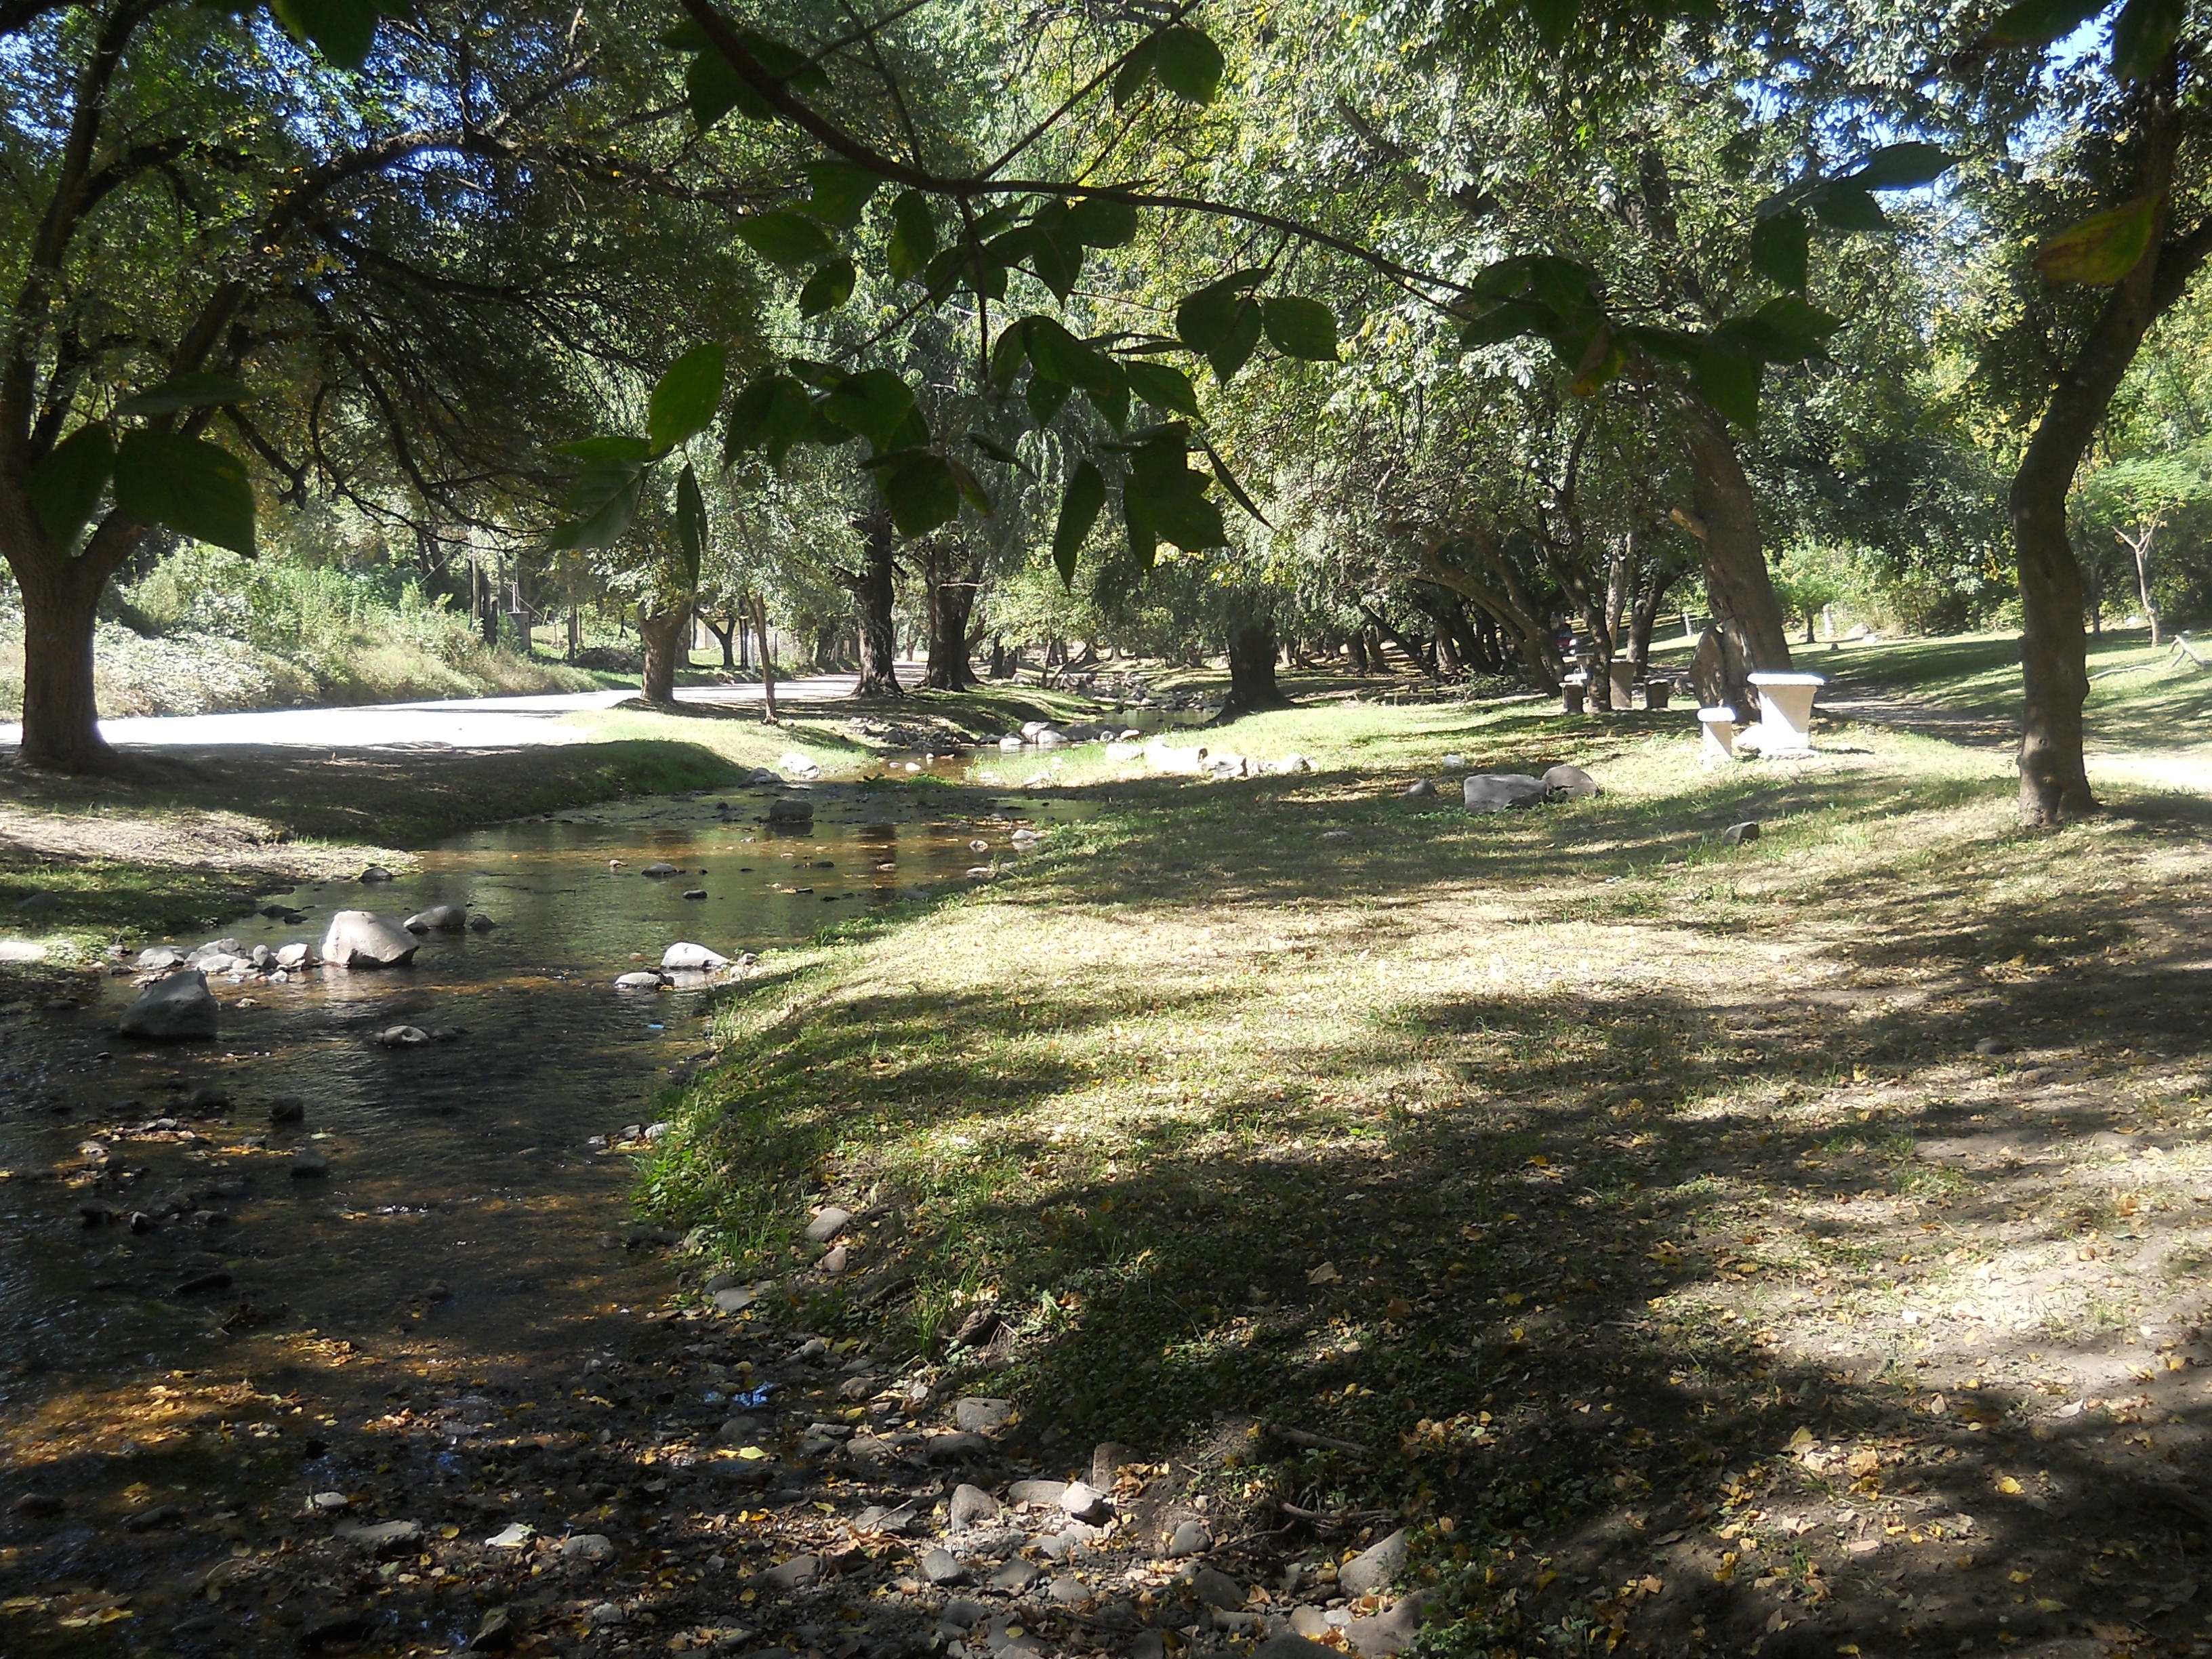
<box><xmin>641</xmin><ymin>684</ymin><xmax>2212</xmax><ymax>1654</ymax></box>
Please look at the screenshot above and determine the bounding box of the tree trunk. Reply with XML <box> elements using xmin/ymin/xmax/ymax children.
<box><xmin>567</xmin><ymin>605</ymin><xmax>579</xmax><ymax>663</ymax></box>
<box><xmin>848</xmin><ymin>510</ymin><xmax>901</xmax><ymax>698</ymax></box>
<box><xmin>1221</xmin><ymin>620</ymin><xmax>1292</xmax><ymax>717</ymax></box>
<box><xmin>10</xmin><ymin>556</ymin><xmax>112</xmax><ymax>771</ymax></box>
<box><xmin>2121</xmin><ymin>525</ymin><xmax>2162</xmax><ymax>645</ymax></box>
<box><xmin>1677</xmin><ymin>396</ymin><xmax>1791</xmax><ymax>718</ymax></box>
<box><xmin>701</xmin><ymin>607</ymin><xmax>737</xmax><ymax>670</ymax></box>
<box><xmin>753</xmin><ymin>593</ymin><xmax>777</xmax><ymax>724</ymax></box>
<box><xmin>1421</xmin><ymin>532</ymin><xmax>1563</xmax><ymax>693</ymax></box>
<box><xmin>638</xmin><ymin>600</ymin><xmax>689</xmax><ymax>703</ymax></box>
<box><xmin>1345</xmin><ymin>632</ymin><xmax>1370</xmax><ymax>674</ymax></box>
<box><xmin>922</xmin><ymin>542</ymin><xmax>978</xmax><ymax>691</ymax></box>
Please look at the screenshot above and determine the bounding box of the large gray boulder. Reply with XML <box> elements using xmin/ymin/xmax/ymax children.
<box><xmin>766</xmin><ymin>798</ymin><xmax>814</xmax><ymax>825</ymax></box>
<box><xmin>403</xmin><ymin>905</ymin><xmax>467</xmax><ymax>932</ymax></box>
<box><xmin>1462</xmin><ymin>773</ymin><xmax>1548</xmax><ymax>813</ymax></box>
<box><xmin>661</xmin><ymin>942</ymin><xmax>729</xmax><ymax>971</ymax></box>
<box><xmin>118</xmin><ymin>970</ymin><xmax>218</xmax><ymax>1040</ymax></box>
<box><xmin>320</xmin><ymin>911</ymin><xmax>420</xmax><ymax>969</ymax></box>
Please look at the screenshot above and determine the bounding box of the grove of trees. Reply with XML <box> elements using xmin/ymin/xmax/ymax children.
<box><xmin>5</xmin><ymin>0</ymin><xmax>2211</xmax><ymax>823</ymax></box>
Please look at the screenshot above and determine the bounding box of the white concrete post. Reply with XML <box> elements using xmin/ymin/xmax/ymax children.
<box><xmin>1747</xmin><ymin>672</ymin><xmax>1825</xmax><ymax>756</ymax></box>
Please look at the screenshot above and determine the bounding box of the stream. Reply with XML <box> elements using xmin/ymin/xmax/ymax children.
<box><xmin>0</xmin><ymin>772</ymin><xmax>1078</xmax><ymax>1642</ymax></box>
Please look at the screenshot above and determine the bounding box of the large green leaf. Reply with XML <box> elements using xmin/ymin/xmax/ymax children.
<box><xmin>1459</xmin><ymin>300</ymin><xmax>1556</xmax><ymax>347</ymax></box>
<box><xmin>1124</xmin><ymin>359</ymin><xmax>1200</xmax><ymax>419</ymax></box>
<box><xmin>269</xmin><ymin>0</ymin><xmax>382</xmax><ymax>69</ymax></box>
<box><xmin>1845</xmin><ymin>142</ymin><xmax>1957</xmax><ymax>192</ymax></box>
<box><xmin>1262</xmin><ymin>295</ymin><xmax>1338</xmax><ymax>361</ymax></box>
<box><xmin>1691</xmin><ymin>347</ymin><xmax>1762</xmax><ymax>430</ymax></box>
<box><xmin>1808</xmin><ymin>183</ymin><xmax>1886</xmax><ymax>231</ymax></box>
<box><xmin>1025</xmin><ymin>206</ymin><xmax>1085</xmax><ymax>302</ymax></box>
<box><xmin>1152</xmin><ymin>26</ymin><xmax>1225</xmax><ymax>102</ymax></box>
<box><xmin>548</xmin><ymin>439</ymin><xmax>647</xmax><ymax>551</ymax></box>
<box><xmin>1023</xmin><ymin>316</ymin><xmax>1106</xmax><ymax>388</ymax></box>
<box><xmin>823</xmin><ymin>369</ymin><xmax>918</xmax><ymax>452</ymax></box>
<box><xmin>1126</xmin><ymin>434</ymin><xmax>1225</xmax><ymax>551</ymax></box>
<box><xmin>1750</xmin><ymin>206</ymin><xmax>1809</xmax><ymax>291</ymax></box>
<box><xmin>1753</xmin><ymin>294</ymin><xmax>1843</xmax><ymax>356</ymax></box>
<box><xmin>723</xmin><ymin>374</ymin><xmax>813</xmax><ymax>468</ymax></box>
<box><xmin>1067</xmin><ymin>194</ymin><xmax>1139</xmax><ymax>248</ymax></box>
<box><xmin>799</xmin><ymin>259</ymin><xmax>857</xmax><ymax>317</ymax></box>
<box><xmin>2113</xmin><ymin>0</ymin><xmax>2185</xmax><ymax>81</ymax></box>
<box><xmin>1208</xmin><ymin>298</ymin><xmax>1264</xmax><ymax>384</ymax></box>
<box><xmin>674</xmin><ymin>463</ymin><xmax>705</xmax><ymax>590</ymax></box>
<box><xmin>1027</xmin><ymin>376</ymin><xmax>1071</xmax><ymax>426</ymax></box>
<box><xmin>2036</xmin><ymin>197</ymin><xmax>2159</xmax><ymax>284</ymax></box>
<box><xmin>648</xmin><ymin>344</ymin><xmax>728</xmax><ymax>454</ymax></box>
<box><xmin>800</xmin><ymin>161</ymin><xmax>880</xmax><ymax>228</ymax></box>
<box><xmin>687</xmin><ymin>51</ymin><xmax>758</xmax><ymax>129</ymax></box>
<box><xmin>1174</xmin><ymin>271</ymin><xmax>1265</xmax><ymax>352</ymax></box>
<box><xmin>27</xmin><ymin>426</ymin><xmax>114</xmax><ymax>553</ymax></box>
<box><xmin>737</xmin><ymin>211</ymin><xmax>836</xmax><ymax>267</ymax></box>
<box><xmin>947</xmin><ymin>457</ymin><xmax>993</xmax><ymax>516</ymax></box>
<box><xmin>1112</xmin><ymin>38</ymin><xmax>1159</xmax><ymax>110</ymax></box>
<box><xmin>1523</xmin><ymin>0</ymin><xmax>1582</xmax><ymax>47</ymax></box>
<box><xmin>1986</xmin><ymin>0</ymin><xmax>2107</xmax><ymax>45</ymax></box>
<box><xmin>989</xmin><ymin>324</ymin><xmax>1028</xmax><ymax>390</ymax></box>
<box><xmin>875</xmin><ymin>451</ymin><xmax>960</xmax><ymax>537</ymax></box>
<box><xmin>116</xmin><ymin>373</ymin><xmax>254</xmax><ymax>417</ymax></box>
<box><xmin>1052</xmin><ymin>460</ymin><xmax>1105</xmax><ymax>588</ymax></box>
<box><xmin>887</xmin><ymin>190</ymin><xmax>938</xmax><ymax>285</ymax></box>
<box><xmin>112</xmin><ymin>432</ymin><xmax>254</xmax><ymax>554</ymax></box>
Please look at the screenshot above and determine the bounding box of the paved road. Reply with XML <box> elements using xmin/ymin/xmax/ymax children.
<box><xmin>0</xmin><ymin>668</ymin><xmax>923</xmax><ymax>752</ymax></box>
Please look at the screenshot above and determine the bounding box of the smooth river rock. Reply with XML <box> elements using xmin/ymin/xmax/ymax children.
<box><xmin>321</xmin><ymin>911</ymin><xmax>419</xmax><ymax>969</ymax></box>
<box><xmin>1462</xmin><ymin>773</ymin><xmax>1548</xmax><ymax>813</ymax></box>
<box><xmin>661</xmin><ymin>941</ymin><xmax>728</xmax><ymax>971</ymax></box>
<box><xmin>403</xmin><ymin>905</ymin><xmax>467</xmax><ymax>932</ymax></box>
<box><xmin>117</xmin><ymin>970</ymin><xmax>218</xmax><ymax>1040</ymax></box>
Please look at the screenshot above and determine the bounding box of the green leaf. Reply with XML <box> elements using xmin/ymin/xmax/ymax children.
<box><xmin>1750</xmin><ymin>206</ymin><xmax>1809</xmax><ymax>291</ymax></box>
<box><xmin>723</xmin><ymin>374</ymin><xmax>814</xmax><ymax>468</ymax></box>
<box><xmin>1174</xmin><ymin>270</ymin><xmax>1265</xmax><ymax>352</ymax></box>
<box><xmin>1126</xmin><ymin>434</ymin><xmax>1225</xmax><ymax>550</ymax></box>
<box><xmin>1458</xmin><ymin>300</ymin><xmax>1556</xmax><ymax>347</ymax></box>
<box><xmin>1523</xmin><ymin>0</ymin><xmax>1581</xmax><ymax>48</ymax></box>
<box><xmin>674</xmin><ymin>462</ymin><xmax>705</xmax><ymax>590</ymax></box>
<box><xmin>966</xmin><ymin>430</ymin><xmax>1027</xmax><ymax>470</ymax></box>
<box><xmin>2113</xmin><ymin>0</ymin><xmax>2184</xmax><ymax>81</ymax></box>
<box><xmin>1027</xmin><ymin>376</ymin><xmax>1071</xmax><ymax>427</ymax></box>
<box><xmin>1194</xmin><ymin>431</ymin><xmax>1269</xmax><ymax>527</ymax></box>
<box><xmin>548</xmin><ymin>468</ymin><xmax>644</xmax><ymax>552</ymax></box>
<box><xmin>1208</xmin><ymin>298</ymin><xmax>1264</xmax><ymax>384</ymax></box>
<box><xmin>875</xmin><ymin>450</ymin><xmax>961</xmax><ymax>537</ymax></box>
<box><xmin>1052</xmin><ymin>460</ymin><xmax>1105</xmax><ymax>588</ymax></box>
<box><xmin>1844</xmin><ymin>142</ymin><xmax>1956</xmax><ymax>192</ymax></box>
<box><xmin>1469</xmin><ymin>254</ymin><xmax>1597</xmax><ymax>312</ymax></box>
<box><xmin>800</xmin><ymin>161</ymin><xmax>880</xmax><ymax>228</ymax></box>
<box><xmin>687</xmin><ymin>50</ymin><xmax>760</xmax><ymax>129</ymax></box>
<box><xmin>115</xmin><ymin>373</ymin><xmax>253</xmax><ymax>417</ymax></box>
<box><xmin>947</xmin><ymin>457</ymin><xmax>994</xmax><ymax>516</ymax></box>
<box><xmin>1986</xmin><ymin>0</ymin><xmax>2108</xmax><ymax>45</ymax></box>
<box><xmin>1023</xmin><ymin>316</ymin><xmax>1104</xmax><ymax>388</ymax></box>
<box><xmin>823</xmin><ymin>369</ymin><xmax>917</xmax><ymax>452</ymax></box>
<box><xmin>1026</xmin><ymin>205</ymin><xmax>1085</xmax><ymax>302</ymax></box>
<box><xmin>1067</xmin><ymin>194</ymin><xmax>1139</xmax><ymax>248</ymax></box>
<box><xmin>2036</xmin><ymin>197</ymin><xmax>2159</xmax><ymax>285</ymax></box>
<box><xmin>1807</xmin><ymin>183</ymin><xmax>1886</xmax><ymax>231</ymax></box>
<box><xmin>1691</xmin><ymin>347</ymin><xmax>1762</xmax><ymax>430</ymax></box>
<box><xmin>1261</xmin><ymin>295</ymin><xmax>1338</xmax><ymax>361</ymax></box>
<box><xmin>1112</xmin><ymin>37</ymin><xmax>1159</xmax><ymax>110</ymax></box>
<box><xmin>737</xmin><ymin>211</ymin><xmax>836</xmax><ymax>267</ymax></box>
<box><xmin>799</xmin><ymin>258</ymin><xmax>857</xmax><ymax>317</ymax></box>
<box><xmin>648</xmin><ymin>344</ymin><xmax>728</xmax><ymax>454</ymax></box>
<box><xmin>1124</xmin><ymin>359</ymin><xmax>1200</xmax><ymax>419</ymax></box>
<box><xmin>989</xmin><ymin>324</ymin><xmax>1027</xmax><ymax>390</ymax></box>
<box><xmin>1084</xmin><ymin>371</ymin><xmax>1129</xmax><ymax>434</ymax></box>
<box><xmin>1753</xmin><ymin>294</ymin><xmax>1844</xmax><ymax>356</ymax></box>
<box><xmin>268</xmin><ymin>0</ymin><xmax>382</xmax><ymax>70</ymax></box>
<box><xmin>1152</xmin><ymin>25</ymin><xmax>1225</xmax><ymax>102</ymax></box>
<box><xmin>112</xmin><ymin>431</ymin><xmax>254</xmax><ymax>555</ymax></box>
<box><xmin>26</xmin><ymin>426</ymin><xmax>113</xmax><ymax>553</ymax></box>
<box><xmin>887</xmin><ymin>190</ymin><xmax>938</xmax><ymax>285</ymax></box>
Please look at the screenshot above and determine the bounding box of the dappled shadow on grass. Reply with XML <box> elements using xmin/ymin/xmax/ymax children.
<box><xmin>661</xmin><ymin>737</ymin><xmax>2212</xmax><ymax>1655</ymax></box>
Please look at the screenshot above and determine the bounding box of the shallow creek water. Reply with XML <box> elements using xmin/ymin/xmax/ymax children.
<box><xmin>0</xmin><ymin>775</ymin><xmax>1071</xmax><ymax>1626</ymax></box>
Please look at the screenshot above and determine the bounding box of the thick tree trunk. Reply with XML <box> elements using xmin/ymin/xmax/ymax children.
<box><xmin>848</xmin><ymin>511</ymin><xmax>901</xmax><ymax>698</ymax></box>
<box><xmin>638</xmin><ymin>600</ymin><xmax>689</xmax><ymax>704</ymax></box>
<box><xmin>1221</xmin><ymin>620</ymin><xmax>1292</xmax><ymax>717</ymax></box>
<box><xmin>922</xmin><ymin>543</ymin><xmax>977</xmax><ymax>691</ymax></box>
<box><xmin>1677</xmin><ymin>397</ymin><xmax>1791</xmax><ymax>718</ymax></box>
<box><xmin>1420</xmin><ymin>532</ymin><xmax>1563</xmax><ymax>693</ymax></box>
<box><xmin>11</xmin><ymin>557</ymin><xmax>112</xmax><ymax>770</ymax></box>
<box><xmin>701</xmin><ymin>608</ymin><xmax>737</xmax><ymax>670</ymax></box>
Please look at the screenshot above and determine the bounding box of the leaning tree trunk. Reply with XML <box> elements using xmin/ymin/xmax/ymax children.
<box><xmin>638</xmin><ymin>600</ymin><xmax>689</xmax><ymax>704</ymax></box>
<box><xmin>848</xmin><ymin>511</ymin><xmax>901</xmax><ymax>698</ymax></box>
<box><xmin>1677</xmin><ymin>397</ymin><xmax>1792</xmax><ymax>718</ymax></box>
<box><xmin>752</xmin><ymin>594</ymin><xmax>777</xmax><ymax>724</ymax></box>
<box><xmin>1221</xmin><ymin>619</ymin><xmax>1292</xmax><ymax>718</ymax></box>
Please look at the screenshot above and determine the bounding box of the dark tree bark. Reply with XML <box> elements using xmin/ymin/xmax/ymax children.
<box><xmin>638</xmin><ymin>600</ymin><xmax>689</xmax><ymax>703</ymax></box>
<box><xmin>700</xmin><ymin>607</ymin><xmax>738</xmax><ymax>670</ymax></box>
<box><xmin>1345</xmin><ymin>632</ymin><xmax>1370</xmax><ymax>674</ymax></box>
<box><xmin>1677</xmin><ymin>396</ymin><xmax>1792</xmax><ymax>717</ymax></box>
<box><xmin>753</xmin><ymin>593</ymin><xmax>777</xmax><ymax>723</ymax></box>
<box><xmin>1421</xmin><ymin>531</ymin><xmax>1564</xmax><ymax>693</ymax></box>
<box><xmin>845</xmin><ymin>509</ymin><xmax>901</xmax><ymax>698</ymax></box>
<box><xmin>1221</xmin><ymin>619</ymin><xmax>1292</xmax><ymax>716</ymax></box>
<box><xmin>922</xmin><ymin>541</ymin><xmax>979</xmax><ymax>691</ymax></box>
<box><xmin>9</xmin><ymin>550</ymin><xmax>108</xmax><ymax>770</ymax></box>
